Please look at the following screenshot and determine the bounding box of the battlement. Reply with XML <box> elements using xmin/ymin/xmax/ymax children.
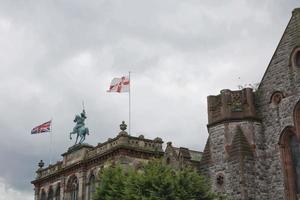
<box><xmin>207</xmin><ymin>88</ymin><xmax>259</xmax><ymax>126</ymax></box>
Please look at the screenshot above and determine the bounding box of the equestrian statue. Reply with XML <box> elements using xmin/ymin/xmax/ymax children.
<box><xmin>70</xmin><ymin>109</ymin><xmax>89</xmax><ymax>145</ymax></box>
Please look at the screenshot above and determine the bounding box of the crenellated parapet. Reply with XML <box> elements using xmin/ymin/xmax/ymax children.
<box><xmin>207</xmin><ymin>88</ymin><xmax>259</xmax><ymax>126</ymax></box>
<box><xmin>204</xmin><ymin>89</ymin><xmax>261</xmax><ymax>199</ymax></box>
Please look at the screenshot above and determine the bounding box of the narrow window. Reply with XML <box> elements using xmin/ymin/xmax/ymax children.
<box><xmin>289</xmin><ymin>134</ymin><xmax>300</xmax><ymax>193</ymax></box>
<box><xmin>41</xmin><ymin>190</ymin><xmax>46</xmax><ymax>200</ymax></box>
<box><xmin>55</xmin><ymin>185</ymin><xmax>60</xmax><ymax>200</ymax></box>
<box><xmin>279</xmin><ymin>127</ymin><xmax>299</xmax><ymax>199</ymax></box>
<box><xmin>88</xmin><ymin>175</ymin><xmax>96</xmax><ymax>200</ymax></box>
<box><xmin>67</xmin><ymin>176</ymin><xmax>79</xmax><ymax>200</ymax></box>
<box><xmin>71</xmin><ymin>178</ymin><xmax>78</xmax><ymax>200</ymax></box>
<box><xmin>295</xmin><ymin>51</ymin><xmax>300</xmax><ymax>67</ymax></box>
<box><xmin>291</xmin><ymin>48</ymin><xmax>300</xmax><ymax>68</ymax></box>
<box><xmin>47</xmin><ymin>187</ymin><xmax>53</xmax><ymax>200</ymax></box>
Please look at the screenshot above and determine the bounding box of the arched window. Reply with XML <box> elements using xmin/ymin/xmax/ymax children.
<box><xmin>41</xmin><ymin>189</ymin><xmax>46</xmax><ymax>200</ymax></box>
<box><xmin>295</xmin><ymin>102</ymin><xmax>300</xmax><ymax>133</ymax></box>
<box><xmin>270</xmin><ymin>91</ymin><xmax>284</xmax><ymax>106</ymax></box>
<box><xmin>71</xmin><ymin>178</ymin><xmax>78</xmax><ymax>200</ymax></box>
<box><xmin>295</xmin><ymin>51</ymin><xmax>300</xmax><ymax>67</ymax></box>
<box><xmin>289</xmin><ymin>134</ymin><xmax>300</xmax><ymax>192</ymax></box>
<box><xmin>47</xmin><ymin>187</ymin><xmax>54</xmax><ymax>200</ymax></box>
<box><xmin>291</xmin><ymin>47</ymin><xmax>300</xmax><ymax>69</ymax></box>
<box><xmin>279</xmin><ymin>101</ymin><xmax>300</xmax><ymax>199</ymax></box>
<box><xmin>55</xmin><ymin>184</ymin><xmax>60</xmax><ymax>200</ymax></box>
<box><xmin>67</xmin><ymin>176</ymin><xmax>79</xmax><ymax>200</ymax></box>
<box><xmin>87</xmin><ymin>175</ymin><xmax>96</xmax><ymax>200</ymax></box>
<box><xmin>279</xmin><ymin>127</ymin><xmax>300</xmax><ymax>199</ymax></box>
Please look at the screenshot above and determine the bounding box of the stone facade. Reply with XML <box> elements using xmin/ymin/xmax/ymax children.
<box><xmin>31</xmin><ymin>122</ymin><xmax>201</xmax><ymax>200</ymax></box>
<box><xmin>164</xmin><ymin>142</ymin><xmax>202</xmax><ymax>170</ymax></box>
<box><xmin>200</xmin><ymin>8</ymin><xmax>300</xmax><ymax>200</ymax></box>
<box><xmin>31</xmin><ymin>124</ymin><xmax>164</xmax><ymax>200</ymax></box>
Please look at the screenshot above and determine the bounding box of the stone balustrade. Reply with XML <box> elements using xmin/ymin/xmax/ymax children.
<box><xmin>36</xmin><ymin>133</ymin><xmax>163</xmax><ymax>179</ymax></box>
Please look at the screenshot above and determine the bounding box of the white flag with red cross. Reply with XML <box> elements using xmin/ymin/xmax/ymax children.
<box><xmin>107</xmin><ymin>76</ymin><xmax>130</xmax><ymax>93</ymax></box>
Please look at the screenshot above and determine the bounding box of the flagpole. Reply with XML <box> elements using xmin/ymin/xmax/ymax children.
<box><xmin>129</xmin><ymin>71</ymin><xmax>131</xmax><ymax>135</ymax></box>
<box><xmin>49</xmin><ymin>118</ymin><xmax>53</xmax><ymax>165</ymax></box>
<box><xmin>82</xmin><ymin>100</ymin><xmax>85</xmax><ymax>111</ymax></box>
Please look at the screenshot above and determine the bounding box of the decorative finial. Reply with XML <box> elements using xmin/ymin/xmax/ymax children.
<box><xmin>120</xmin><ymin>121</ymin><xmax>127</xmax><ymax>131</ymax></box>
<box><xmin>38</xmin><ymin>160</ymin><xmax>44</xmax><ymax>169</ymax></box>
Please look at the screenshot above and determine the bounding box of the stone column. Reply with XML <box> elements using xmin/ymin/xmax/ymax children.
<box><xmin>61</xmin><ymin>176</ymin><xmax>66</xmax><ymax>200</ymax></box>
<box><xmin>78</xmin><ymin>169</ymin><xmax>87</xmax><ymax>200</ymax></box>
<box><xmin>34</xmin><ymin>187</ymin><xmax>40</xmax><ymax>200</ymax></box>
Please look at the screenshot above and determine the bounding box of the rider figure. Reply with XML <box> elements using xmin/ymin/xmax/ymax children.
<box><xmin>73</xmin><ymin>109</ymin><xmax>87</xmax><ymax>134</ymax></box>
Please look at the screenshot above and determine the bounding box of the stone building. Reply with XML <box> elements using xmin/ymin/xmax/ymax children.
<box><xmin>200</xmin><ymin>7</ymin><xmax>300</xmax><ymax>200</ymax></box>
<box><xmin>31</xmin><ymin>122</ymin><xmax>164</xmax><ymax>200</ymax></box>
<box><xmin>164</xmin><ymin>142</ymin><xmax>202</xmax><ymax>170</ymax></box>
<box><xmin>31</xmin><ymin>120</ymin><xmax>202</xmax><ymax>200</ymax></box>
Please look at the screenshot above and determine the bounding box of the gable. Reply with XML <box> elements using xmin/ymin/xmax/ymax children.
<box><xmin>258</xmin><ymin>8</ymin><xmax>300</xmax><ymax>106</ymax></box>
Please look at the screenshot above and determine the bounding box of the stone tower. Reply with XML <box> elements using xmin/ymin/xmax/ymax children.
<box><xmin>200</xmin><ymin>8</ymin><xmax>300</xmax><ymax>200</ymax></box>
<box><xmin>201</xmin><ymin>88</ymin><xmax>263</xmax><ymax>199</ymax></box>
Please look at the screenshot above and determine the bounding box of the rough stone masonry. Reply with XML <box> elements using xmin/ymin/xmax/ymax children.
<box><xmin>200</xmin><ymin>7</ymin><xmax>300</xmax><ymax>200</ymax></box>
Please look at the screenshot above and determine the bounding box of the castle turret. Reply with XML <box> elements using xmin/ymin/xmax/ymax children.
<box><xmin>201</xmin><ymin>88</ymin><xmax>262</xmax><ymax>199</ymax></box>
<box><xmin>207</xmin><ymin>88</ymin><xmax>258</xmax><ymax>126</ymax></box>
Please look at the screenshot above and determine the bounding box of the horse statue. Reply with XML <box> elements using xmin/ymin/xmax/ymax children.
<box><xmin>70</xmin><ymin>109</ymin><xmax>89</xmax><ymax>145</ymax></box>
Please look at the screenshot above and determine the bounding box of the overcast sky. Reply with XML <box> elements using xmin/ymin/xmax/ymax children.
<box><xmin>0</xmin><ymin>0</ymin><xmax>299</xmax><ymax>199</ymax></box>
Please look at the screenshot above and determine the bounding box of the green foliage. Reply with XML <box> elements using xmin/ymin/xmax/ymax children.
<box><xmin>94</xmin><ymin>160</ymin><xmax>216</xmax><ymax>200</ymax></box>
<box><xmin>93</xmin><ymin>166</ymin><xmax>126</xmax><ymax>200</ymax></box>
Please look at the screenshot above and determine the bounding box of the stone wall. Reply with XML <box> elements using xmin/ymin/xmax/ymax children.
<box><xmin>203</xmin><ymin>120</ymin><xmax>263</xmax><ymax>199</ymax></box>
<box><xmin>164</xmin><ymin>142</ymin><xmax>202</xmax><ymax>170</ymax></box>
<box><xmin>255</xmin><ymin>8</ymin><xmax>300</xmax><ymax>200</ymax></box>
<box><xmin>202</xmin><ymin>8</ymin><xmax>300</xmax><ymax>200</ymax></box>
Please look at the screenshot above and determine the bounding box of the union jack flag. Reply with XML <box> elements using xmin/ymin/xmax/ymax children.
<box><xmin>31</xmin><ymin>120</ymin><xmax>52</xmax><ymax>134</ymax></box>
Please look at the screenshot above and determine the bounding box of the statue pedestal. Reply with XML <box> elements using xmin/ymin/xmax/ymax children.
<box><xmin>61</xmin><ymin>143</ymin><xmax>94</xmax><ymax>166</ymax></box>
<box><xmin>67</xmin><ymin>143</ymin><xmax>93</xmax><ymax>153</ymax></box>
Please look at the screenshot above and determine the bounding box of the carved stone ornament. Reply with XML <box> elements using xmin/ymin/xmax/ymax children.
<box><xmin>120</xmin><ymin>121</ymin><xmax>127</xmax><ymax>131</ymax></box>
<box><xmin>231</xmin><ymin>91</ymin><xmax>243</xmax><ymax>112</ymax></box>
<box><xmin>38</xmin><ymin>160</ymin><xmax>45</xmax><ymax>169</ymax></box>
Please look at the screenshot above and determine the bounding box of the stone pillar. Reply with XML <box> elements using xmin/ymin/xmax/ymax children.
<box><xmin>61</xmin><ymin>176</ymin><xmax>66</xmax><ymax>200</ymax></box>
<box><xmin>78</xmin><ymin>170</ymin><xmax>86</xmax><ymax>200</ymax></box>
<box><xmin>34</xmin><ymin>187</ymin><xmax>40</xmax><ymax>200</ymax></box>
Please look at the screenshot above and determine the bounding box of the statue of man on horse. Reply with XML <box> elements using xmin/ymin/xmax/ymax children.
<box><xmin>70</xmin><ymin>109</ymin><xmax>89</xmax><ymax>145</ymax></box>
